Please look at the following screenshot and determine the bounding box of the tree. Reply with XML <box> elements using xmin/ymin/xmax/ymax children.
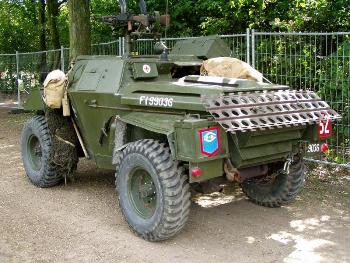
<box><xmin>47</xmin><ymin>0</ymin><xmax>64</xmax><ymax>69</ymax></box>
<box><xmin>38</xmin><ymin>0</ymin><xmax>47</xmax><ymax>52</ymax></box>
<box><xmin>38</xmin><ymin>0</ymin><xmax>48</xmax><ymax>81</ymax></box>
<box><xmin>68</xmin><ymin>0</ymin><xmax>91</xmax><ymax>61</ymax></box>
<box><xmin>47</xmin><ymin>0</ymin><xmax>61</xmax><ymax>50</ymax></box>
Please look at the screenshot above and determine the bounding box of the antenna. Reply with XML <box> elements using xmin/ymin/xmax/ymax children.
<box><xmin>165</xmin><ymin>0</ymin><xmax>169</xmax><ymax>40</ymax></box>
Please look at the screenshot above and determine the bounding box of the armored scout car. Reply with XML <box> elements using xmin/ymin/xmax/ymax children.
<box><xmin>20</xmin><ymin>0</ymin><xmax>340</xmax><ymax>241</ymax></box>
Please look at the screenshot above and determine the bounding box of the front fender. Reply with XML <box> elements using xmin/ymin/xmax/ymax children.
<box><xmin>118</xmin><ymin>111</ymin><xmax>184</xmax><ymax>136</ymax></box>
<box><xmin>23</xmin><ymin>87</ymin><xmax>44</xmax><ymax>111</ymax></box>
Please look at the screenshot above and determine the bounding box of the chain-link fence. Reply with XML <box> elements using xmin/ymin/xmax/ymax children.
<box><xmin>252</xmin><ymin>31</ymin><xmax>350</xmax><ymax>166</ymax></box>
<box><xmin>17</xmin><ymin>49</ymin><xmax>63</xmax><ymax>104</ymax></box>
<box><xmin>0</xmin><ymin>54</ymin><xmax>18</xmax><ymax>106</ymax></box>
<box><xmin>91</xmin><ymin>40</ymin><xmax>120</xmax><ymax>56</ymax></box>
<box><xmin>133</xmin><ymin>33</ymin><xmax>249</xmax><ymax>61</ymax></box>
<box><xmin>0</xmin><ymin>32</ymin><xmax>349</xmax><ymax>167</ymax></box>
<box><xmin>0</xmin><ymin>40</ymin><xmax>122</xmax><ymax>108</ymax></box>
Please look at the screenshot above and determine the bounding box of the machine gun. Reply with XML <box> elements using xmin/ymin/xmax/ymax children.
<box><xmin>99</xmin><ymin>0</ymin><xmax>170</xmax><ymax>56</ymax></box>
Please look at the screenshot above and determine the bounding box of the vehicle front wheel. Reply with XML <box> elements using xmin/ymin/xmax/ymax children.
<box><xmin>21</xmin><ymin>114</ymin><xmax>77</xmax><ymax>187</ymax></box>
<box><xmin>115</xmin><ymin>139</ymin><xmax>190</xmax><ymax>241</ymax></box>
<box><xmin>241</xmin><ymin>156</ymin><xmax>305</xmax><ymax>207</ymax></box>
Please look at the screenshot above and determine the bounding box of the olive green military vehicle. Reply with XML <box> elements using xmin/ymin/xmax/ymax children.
<box><xmin>20</xmin><ymin>1</ymin><xmax>340</xmax><ymax>241</ymax></box>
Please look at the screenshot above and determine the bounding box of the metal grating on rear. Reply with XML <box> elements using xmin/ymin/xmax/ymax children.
<box><xmin>202</xmin><ymin>90</ymin><xmax>341</xmax><ymax>133</ymax></box>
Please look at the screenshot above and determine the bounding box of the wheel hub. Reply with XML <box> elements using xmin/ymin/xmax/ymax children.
<box><xmin>27</xmin><ymin>135</ymin><xmax>42</xmax><ymax>171</ymax></box>
<box><xmin>128</xmin><ymin>168</ymin><xmax>157</xmax><ymax>219</ymax></box>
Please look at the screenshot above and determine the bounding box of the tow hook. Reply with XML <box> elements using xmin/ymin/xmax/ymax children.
<box><xmin>224</xmin><ymin>159</ymin><xmax>241</xmax><ymax>182</ymax></box>
<box><xmin>282</xmin><ymin>156</ymin><xmax>294</xmax><ymax>174</ymax></box>
<box><xmin>224</xmin><ymin>159</ymin><xmax>268</xmax><ymax>182</ymax></box>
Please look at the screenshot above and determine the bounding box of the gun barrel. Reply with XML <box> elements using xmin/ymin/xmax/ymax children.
<box><xmin>98</xmin><ymin>13</ymin><xmax>170</xmax><ymax>28</ymax></box>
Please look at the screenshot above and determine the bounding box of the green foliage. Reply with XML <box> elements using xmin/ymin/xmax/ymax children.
<box><xmin>56</xmin><ymin>4</ymin><xmax>69</xmax><ymax>48</ymax></box>
<box><xmin>147</xmin><ymin>0</ymin><xmax>350</xmax><ymax>36</ymax></box>
<box><xmin>1</xmin><ymin>0</ymin><xmax>350</xmax><ymax>52</ymax></box>
<box><xmin>0</xmin><ymin>55</ymin><xmax>17</xmax><ymax>93</ymax></box>
<box><xmin>90</xmin><ymin>0</ymin><xmax>118</xmax><ymax>43</ymax></box>
<box><xmin>0</xmin><ymin>0</ymin><xmax>38</xmax><ymax>53</ymax></box>
<box><xmin>254</xmin><ymin>33</ymin><xmax>350</xmax><ymax>157</ymax></box>
<box><xmin>318</xmin><ymin>39</ymin><xmax>350</xmax><ymax>146</ymax></box>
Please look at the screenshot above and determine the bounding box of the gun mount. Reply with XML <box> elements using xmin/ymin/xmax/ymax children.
<box><xmin>100</xmin><ymin>0</ymin><xmax>170</xmax><ymax>56</ymax></box>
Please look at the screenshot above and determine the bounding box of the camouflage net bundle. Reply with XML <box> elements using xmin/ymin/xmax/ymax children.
<box><xmin>112</xmin><ymin>117</ymin><xmax>127</xmax><ymax>165</ymax></box>
<box><xmin>45</xmin><ymin>109</ymin><xmax>78</xmax><ymax>179</ymax></box>
<box><xmin>200</xmin><ymin>57</ymin><xmax>263</xmax><ymax>82</ymax></box>
<box><xmin>43</xmin><ymin>70</ymin><xmax>67</xmax><ymax>109</ymax></box>
<box><xmin>43</xmin><ymin>70</ymin><xmax>71</xmax><ymax>116</ymax></box>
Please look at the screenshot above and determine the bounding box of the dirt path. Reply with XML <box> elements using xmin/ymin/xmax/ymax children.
<box><xmin>0</xmin><ymin>109</ymin><xmax>349</xmax><ymax>263</ymax></box>
<box><xmin>0</xmin><ymin>93</ymin><xmax>17</xmax><ymax>109</ymax></box>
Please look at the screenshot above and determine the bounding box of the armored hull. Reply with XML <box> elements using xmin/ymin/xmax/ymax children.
<box><xmin>21</xmin><ymin>36</ymin><xmax>340</xmax><ymax>241</ymax></box>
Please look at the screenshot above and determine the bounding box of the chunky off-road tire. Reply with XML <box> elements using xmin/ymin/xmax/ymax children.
<box><xmin>21</xmin><ymin>115</ymin><xmax>77</xmax><ymax>188</ymax></box>
<box><xmin>241</xmin><ymin>157</ymin><xmax>305</xmax><ymax>207</ymax></box>
<box><xmin>115</xmin><ymin>139</ymin><xmax>190</xmax><ymax>241</ymax></box>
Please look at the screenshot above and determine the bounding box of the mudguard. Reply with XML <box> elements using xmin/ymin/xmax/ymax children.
<box><xmin>23</xmin><ymin>87</ymin><xmax>44</xmax><ymax>111</ymax></box>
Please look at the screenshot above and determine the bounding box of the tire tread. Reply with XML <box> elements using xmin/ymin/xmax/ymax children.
<box><xmin>241</xmin><ymin>158</ymin><xmax>305</xmax><ymax>208</ymax></box>
<box><xmin>115</xmin><ymin>139</ymin><xmax>190</xmax><ymax>241</ymax></box>
<box><xmin>21</xmin><ymin>115</ymin><xmax>77</xmax><ymax>188</ymax></box>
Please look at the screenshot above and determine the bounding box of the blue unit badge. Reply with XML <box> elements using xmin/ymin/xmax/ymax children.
<box><xmin>199</xmin><ymin>127</ymin><xmax>220</xmax><ymax>156</ymax></box>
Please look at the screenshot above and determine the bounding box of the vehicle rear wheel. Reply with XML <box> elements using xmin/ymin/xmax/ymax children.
<box><xmin>241</xmin><ymin>156</ymin><xmax>305</xmax><ymax>207</ymax></box>
<box><xmin>21</xmin><ymin>114</ymin><xmax>78</xmax><ymax>187</ymax></box>
<box><xmin>115</xmin><ymin>139</ymin><xmax>190</xmax><ymax>241</ymax></box>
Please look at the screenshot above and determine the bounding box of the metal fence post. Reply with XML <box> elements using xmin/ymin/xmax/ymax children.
<box><xmin>15</xmin><ymin>51</ymin><xmax>20</xmax><ymax>108</ymax></box>
<box><xmin>118</xmin><ymin>37</ymin><xmax>122</xmax><ymax>56</ymax></box>
<box><xmin>60</xmin><ymin>46</ymin><xmax>65</xmax><ymax>72</ymax></box>
<box><xmin>251</xmin><ymin>29</ymin><xmax>255</xmax><ymax>68</ymax></box>
<box><xmin>122</xmin><ymin>37</ymin><xmax>126</xmax><ymax>56</ymax></box>
<box><xmin>246</xmin><ymin>28</ymin><xmax>250</xmax><ymax>65</ymax></box>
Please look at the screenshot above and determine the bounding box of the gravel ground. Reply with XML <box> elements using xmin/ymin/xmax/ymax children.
<box><xmin>0</xmin><ymin>108</ymin><xmax>349</xmax><ymax>263</ymax></box>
